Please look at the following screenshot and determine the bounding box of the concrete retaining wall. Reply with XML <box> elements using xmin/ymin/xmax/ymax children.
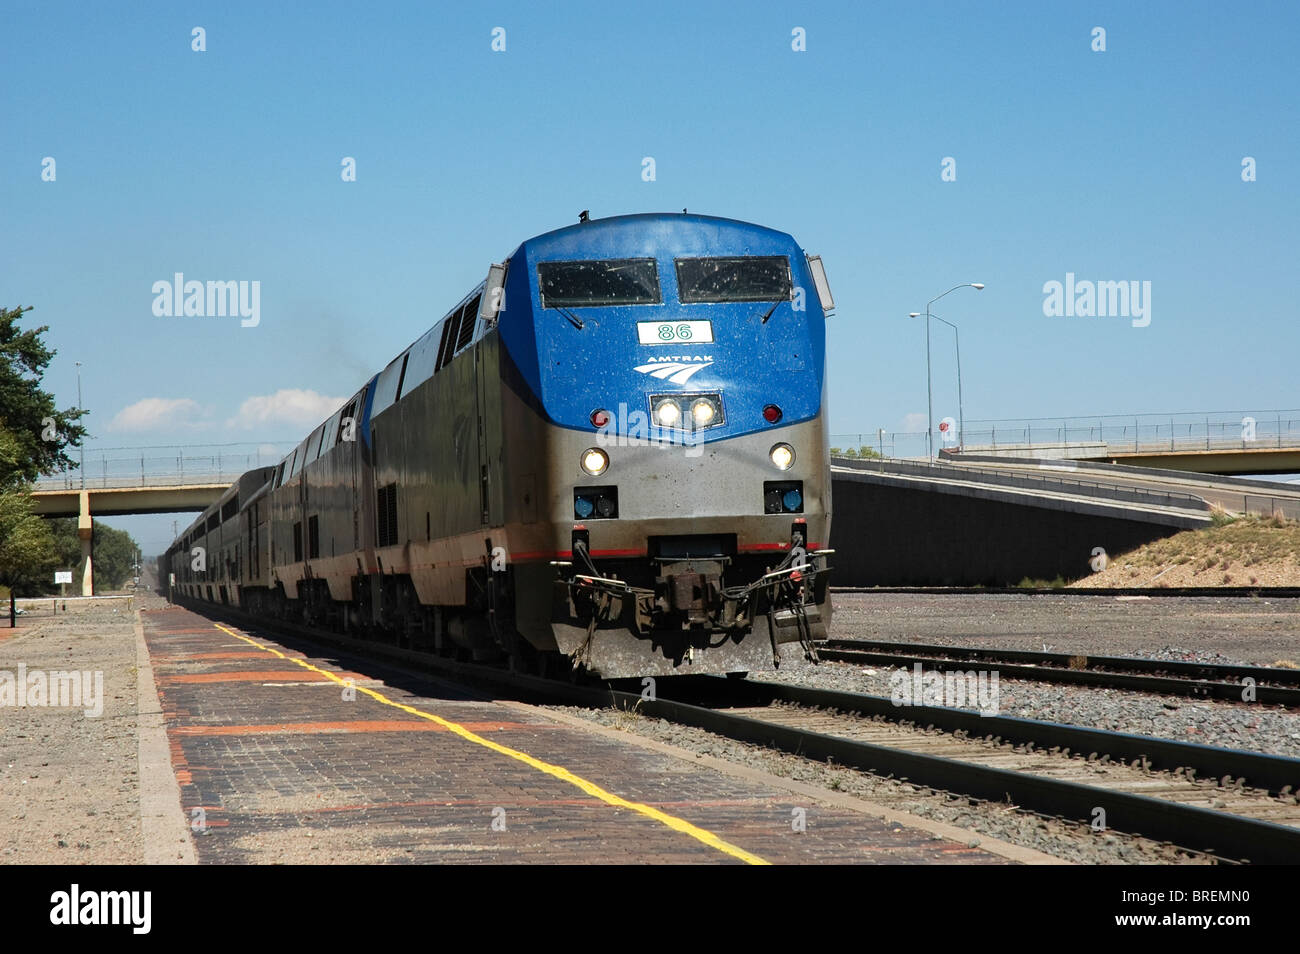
<box><xmin>829</xmin><ymin>474</ymin><xmax>1183</xmax><ymax>586</ymax></box>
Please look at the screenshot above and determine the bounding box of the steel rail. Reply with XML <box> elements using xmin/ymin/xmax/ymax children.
<box><xmin>825</xmin><ymin>638</ymin><xmax>1300</xmax><ymax>685</ymax></box>
<box><xmin>818</xmin><ymin>643</ymin><xmax>1300</xmax><ymax>706</ymax></box>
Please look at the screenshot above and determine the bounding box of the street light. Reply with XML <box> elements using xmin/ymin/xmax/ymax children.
<box><xmin>909</xmin><ymin>311</ymin><xmax>964</xmax><ymax>452</ymax></box>
<box><xmin>75</xmin><ymin>361</ymin><xmax>85</xmax><ymax>489</ymax></box>
<box><xmin>914</xmin><ymin>283</ymin><xmax>983</xmax><ymax>458</ymax></box>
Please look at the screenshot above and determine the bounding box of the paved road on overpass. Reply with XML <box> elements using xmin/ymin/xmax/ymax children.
<box><xmin>950</xmin><ymin>457</ymin><xmax>1300</xmax><ymax>516</ymax></box>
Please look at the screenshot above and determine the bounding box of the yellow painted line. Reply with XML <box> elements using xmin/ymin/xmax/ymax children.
<box><xmin>211</xmin><ymin>623</ymin><xmax>769</xmax><ymax>865</ymax></box>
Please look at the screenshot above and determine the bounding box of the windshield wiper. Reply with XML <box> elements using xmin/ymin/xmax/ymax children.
<box><xmin>552</xmin><ymin>305</ymin><xmax>585</xmax><ymax>329</ymax></box>
<box><xmin>756</xmin><ymin>299</ymin><xmax>785</xmax><ymax>324</ymax></box>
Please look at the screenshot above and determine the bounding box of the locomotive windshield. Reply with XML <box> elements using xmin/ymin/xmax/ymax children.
<box><xmin>538</xmin><ymin>258</ymin><xmax>661</xmax><ymax>307</ymax></box>
<box><xmin>675</xmin><ymin>256</ymin><xmax>792</xmax><ymax>303</ymax></box>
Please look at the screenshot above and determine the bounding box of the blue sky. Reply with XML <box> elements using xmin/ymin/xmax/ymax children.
<box><xmin>3</xmin><ymin>1</ymin><xmax>1297</xmax><ymax>554</ymax></box>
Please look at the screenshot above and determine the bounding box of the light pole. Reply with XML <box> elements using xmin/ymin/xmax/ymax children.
<box><xmin>75</xmin><ymin>361</ymin><xmax>85</xmax><ymax>489</ymax></box>
<box><xmin>909</xmin><ymin>311</ymin><xmax>964</xmax><ymax>452</ymax></box>
<box><xmin>913</xmin><ymin>283</ymin><xmax>983</xmax><ymax>458</ymax></box>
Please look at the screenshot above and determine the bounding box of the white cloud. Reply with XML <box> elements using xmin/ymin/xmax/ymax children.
<box><xmin>901</xmin><ymin>412</ymin><xmax>928</xmax><ymax>432</ymax></box>
<box><xmin>226</xmin><ymin>389</ymin><xmax>347</xmax><ymax>431</ymax></box>
<box><xmin>107</xmin><ymin>397</ymin><xmax>205</xmax><ymax>432</ymax></box>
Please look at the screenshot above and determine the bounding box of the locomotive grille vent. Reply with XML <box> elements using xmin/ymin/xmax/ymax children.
<box><xmin>376</xmin><ymin>483</ymin><xmax>399</xmax><ymax>547</ymax></box>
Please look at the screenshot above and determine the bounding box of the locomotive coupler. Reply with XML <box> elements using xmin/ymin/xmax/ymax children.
<box><xmin>558</xmin><ymin>539</ymin><xmax>654</xmax><ymax>634</ymax></box>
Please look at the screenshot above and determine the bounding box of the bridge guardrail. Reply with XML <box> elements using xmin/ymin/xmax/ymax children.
<box><xmin>1243</xmin><ymin>496</ymin><xmax>1300</xmax><ymax>521</ymax></box>
<box><xmin>833</xmin><ymin>456</ymin><xmax>1211</xmax><ymax>513</ymax></box>
<box><xmin>945</xmin><ymin>452</ymin><xmax>1300</xmax><ymax>495</ymax></box>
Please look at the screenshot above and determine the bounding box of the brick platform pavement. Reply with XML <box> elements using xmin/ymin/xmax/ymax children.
<box><xmin>141</xmin><ymin>605</ymin><xmax>1032</xmax><ymax>864</ymax></box>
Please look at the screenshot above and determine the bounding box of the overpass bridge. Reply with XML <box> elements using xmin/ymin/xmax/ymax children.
<box><xmin>944</xmin><ymin>455</ymin><xmax>1300</xmax><ymax>519</ymax></box>
<box><xmin>30</xmin><ymin>483</ymin><xmax>230</xmax><ymax>518</ymax></box>
<box><xmin>27</xmin><ymin>442</ymin><xmax>292</xmax><ymax>596</ymax></box>
<box><xmin>28</xmin><ymin>483</ymin><xmax>230</xmax><ymax>598</ymax></box>
<box><xmin>835</xmin><ymin>408</ymin><xmax>1300</xmax><ymax>476</ymax></box>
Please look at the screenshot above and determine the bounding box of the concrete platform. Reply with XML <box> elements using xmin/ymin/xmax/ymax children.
<box><xmin>138</xmin><ymin>605</ymin><xmax>1049</xmax><ymax>864</ymax></box>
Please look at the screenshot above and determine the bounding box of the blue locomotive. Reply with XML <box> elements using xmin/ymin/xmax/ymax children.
<box><xmin>165</xmin><ymin>212</ymin><xmax>835</xmax><ymax>677</ymax></box>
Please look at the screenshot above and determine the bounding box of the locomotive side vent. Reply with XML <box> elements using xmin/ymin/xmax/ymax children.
<box><xmin>376</xmin><ymin>483</ymin><xmax>399</xmax><ymax>546</ymax></box>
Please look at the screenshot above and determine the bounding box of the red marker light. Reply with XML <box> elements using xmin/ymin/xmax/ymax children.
<box><xmin>762</xmin><ymin>404</ymin><xmax>782</xmax><ymax>423</ymax></box>
<box><xmin>590</xmin><ymin>409</ymin><xmax>611</xmax><ymax>428</ymax></box>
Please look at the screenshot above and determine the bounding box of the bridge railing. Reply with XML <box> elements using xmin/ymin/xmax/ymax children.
<box><xmin>834</xmin><ymin>410</ymin><xmax>1300</xmax><ymax>460</ymax></box>
<box><xmin>963</xmin><ymin>414</ymin><xmax>1300</xmax><ymax>454</ymax></box>
<box><xmin>30</xmin><ymin>442</ymin><xmax>299</xmax><ymax>491</ymax></box>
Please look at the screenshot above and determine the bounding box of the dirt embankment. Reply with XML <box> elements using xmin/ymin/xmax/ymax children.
<box><xmin>1070</xmin><ymin>515</ymin><xmax>1300</xmax><ymax>588</ymax></box>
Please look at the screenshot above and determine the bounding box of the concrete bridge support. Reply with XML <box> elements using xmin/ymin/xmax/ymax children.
<box><xmin>78</xmin><ymin>490</ymin><xmax>93</xmax><ymax>596</ymax></box>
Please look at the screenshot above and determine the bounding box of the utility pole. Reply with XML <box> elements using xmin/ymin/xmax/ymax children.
<box><xmin>910</xmin><ymin>283</ymin><xmax>984</xmax><ymax>458</ymax></box>
<box><xmin>75</xmin><ymin>362</ymin><xmax>85</xmax><ymax>489</ymax></box>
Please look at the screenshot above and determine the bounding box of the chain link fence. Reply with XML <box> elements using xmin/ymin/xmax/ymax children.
<box><xmin>30</xmin><ymin>442</ymin><xmax>298</xmax><ymax>490</ymax></box>
<box><xmin>835</xmin><ymin>409</ymin><xmax>1300</xmax><ymax>461</ymax></box>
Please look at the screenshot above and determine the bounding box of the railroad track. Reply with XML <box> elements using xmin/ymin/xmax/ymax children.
<box><xmin>641</xmin><ymin>678</ymin><xmax>1300</xmax><ymax>863</ymax></box>
<box><xmin>818</xmin><ymin>639</ymin><xmax>1300</xmax><ymax>706</ymax></box>
<box><xmin>169</xmin><ymin>597</ymin><xmax>1300</xmax><ymax>864</ymax></box>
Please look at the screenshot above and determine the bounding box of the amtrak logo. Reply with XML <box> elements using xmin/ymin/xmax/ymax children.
<box><xmin>633</xmin><ymin>357</ymin><xmax>714</xmax><ymax>385</ymax></box>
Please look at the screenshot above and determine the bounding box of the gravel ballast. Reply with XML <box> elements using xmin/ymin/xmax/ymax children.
<box><xmin>804</xmin><ymin>592</ymin><xmax>1300</xmax><ymax>757</ymax></box>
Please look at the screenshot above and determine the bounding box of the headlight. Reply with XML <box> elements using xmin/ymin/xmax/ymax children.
<box><xmin>690</xmin><ymin>397</ymin><xmax>717</xmax><ymax>427</ymax></box>
<box><xmin>769</xmin><ymin>443</ymin><xmax>795</xmax><ymax>470</ymax></box>
<box><xmin>581</xmin><ymin>448</ymin><xmax>609</xmax><ymax>476</ymax></box>
<box><xmin>649</xmin><ymin>392</ymin><xmax>723</xmax><ymax>430</ymax></box>
<box><xmin>653</xmin><ymin>398</ymin><xmax>681</xmax><ymax>427</ymax></box>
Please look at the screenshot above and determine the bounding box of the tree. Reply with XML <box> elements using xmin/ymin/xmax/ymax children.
<box><xmin>0</xmin><ymin>306</ymin><xmax>87</xmax><ymax>596</ymax></box>
<box><xmin>0</xmin><ymin>491</ymin><xmax>58</xmax><ymax>593</ymax></box>
<box><xmin>829</xmin><ymin>445</ymin><xmax>884</xmax><ymax>460</ymax></box>
<box><xmin>0</xmin><ymin>426</ymin><xmax>58</xmax><ymax>595</ymax></box>
<box><xmin>0</xmin><ymin>305</ymin><xmax>88</xmax><ymax>483</ymax></box>
<box><xmin>42</xmin><ymin>520</ymin><xmax>141</xmax><ymax>592</ymax></box>
<box><xmin>86</xmin><ymin>521</ymin><xmax>138</xmax><ymax>590</ymax></box>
